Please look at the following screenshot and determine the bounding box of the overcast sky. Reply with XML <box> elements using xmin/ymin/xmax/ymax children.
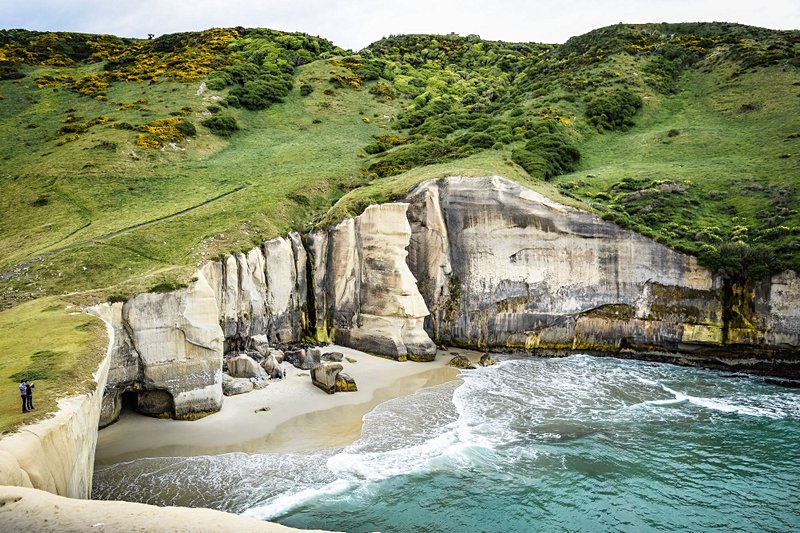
<box><xmin>4</xmin><ymin>0</ymin><xmax>799</xmax><ymax>50</ymax></box>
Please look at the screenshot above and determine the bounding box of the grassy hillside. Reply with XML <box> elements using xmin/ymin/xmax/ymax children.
<box><xmin>0</xmin><ymin>23</ymin><xmax>798</xmax><ymax>431</ymax></box>
<box><xmin>1</xmin><ymin>23</ymin><xmax>798</xmax><ymax>311</ymax></box>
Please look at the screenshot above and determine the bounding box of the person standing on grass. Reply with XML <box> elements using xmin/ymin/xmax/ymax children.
<box><xmin>25</xmin><ymin>380</ymin><xmax>34</xmax><ymax>411</ymax></box>
<box><xmin>19</xmin><ymin>379</ymin><xmax>27</xmax><ymax>413</ymax></box>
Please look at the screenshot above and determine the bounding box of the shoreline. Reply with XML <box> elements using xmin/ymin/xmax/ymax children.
<box><xmin>95</xmin><ymin>346</ymin><xmax>474</xmax><ymax>466</ymax></box>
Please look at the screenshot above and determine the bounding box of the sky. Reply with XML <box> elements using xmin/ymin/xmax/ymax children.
<box><xmin>3</xmin><ymin>0</ymin><xmax>799</xmax><ymax>50</ymax></box>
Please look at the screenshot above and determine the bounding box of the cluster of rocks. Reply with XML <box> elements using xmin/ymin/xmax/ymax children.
<box><xmin>222</xmin><ymin>334</ymin><xmax>287</xmax><ymax>396</ymax></box>
<box><xmin>447</xmin><ymin>353</ymin><xmax>497</xmax><ymax>370</ymax></box>
<box><xmin>221</xmin><ymin>337</ymin><xmax>357</xmax><ymax>396</ymax></box>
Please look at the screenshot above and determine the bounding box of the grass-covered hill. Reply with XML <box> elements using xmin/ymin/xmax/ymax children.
<box><xmin>0</xmin><ymin>23</ymin><xmax>798</xmax><ymax>430</ymax></box>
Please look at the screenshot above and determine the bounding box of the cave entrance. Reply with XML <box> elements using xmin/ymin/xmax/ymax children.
<box><xmin>120</xmin><ymin>390</ymin><xmax>140</xmax><ymax>415</ymax></box>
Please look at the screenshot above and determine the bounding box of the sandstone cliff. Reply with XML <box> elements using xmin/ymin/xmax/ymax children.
<box><xmin>406</xmin><ymin>176</ymin><xmax>800</xmax><ymax>376</ymax></box>
<box><xmin>96</xmin><ymin>269</ymin><xmax>224</xmax><ymax>426</ymax></box>
<box><xmin>308</xmin><ymin>203</ymin><xmax>437</xmax><ymax>361</ymax></box>
<box><xmin>94</xmin><ymin>176</ymin><xmax>800</xmax><ymax>428</ymax></box>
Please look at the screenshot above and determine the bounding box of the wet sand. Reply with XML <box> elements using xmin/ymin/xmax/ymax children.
<box><xmin>95</xmin><ymin>346</ymin><xmax>467</xmax><ymax>466</ymax></box>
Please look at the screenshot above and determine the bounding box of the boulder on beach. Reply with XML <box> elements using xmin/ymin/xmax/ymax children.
<box><xmin>479</xmin><ymin>353</ymin><xmax>497</xmax><ymax>367</ymax></box>
<box><xmin>311</xmin><ymin>362</ymin><xmax>343</xmax><ymax>394</ymax></box>
<box><xmin>285</xmin><ymin>348</ymin><xmax>321</xmax><ymax>370</ymax></box>
<box><xmin>222</xmin><ymin>374</ymin><xmax>254</xmax><ymax>396</ymax></box>
<box><xmin>250</xmin><ymin>377</ymin><xmax>268</xmax><ymax>390</ymax></box>
<box><xmin>448</xmin><ymin>354</ymin><xmax>476</xmax><ymax>369</ymax></box>
<box><xmin>227</xmin><ymin>354</ymin><xmax>266</xmax><ymax>379</ymax></box>
<box><xmin>335</xmin><ymin>372</ymin><xmax>357</xmax><ymax>392</ymax></box>
<box><xmin>322</xmin><ymin>351</ymin><xmax>344</xmax><ymax>362</ymax></box>
<box><xmin>261</xmin><ymin>353</ymin><xmax>281</xmax><ymax>375</ymax></box>
<box><xmin>249</xmin><ymin>334</ymin><xmax>271</xmax><ymax>357</ymax></box>
<box><xmin>268</xmin><ymin>348</ymin><xmax>285</xmax><ymax>364</ymax></box>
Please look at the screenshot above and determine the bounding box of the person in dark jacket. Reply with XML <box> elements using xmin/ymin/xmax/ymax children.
<box><xmin>19</xmin><ymin>379</ymin><xmax>27</xmax><ymax>413</ymax></box>
<box><xmin>24</xmin><ymin>380</ymin><xmax>34</xmax><ymax>411</ymax></box>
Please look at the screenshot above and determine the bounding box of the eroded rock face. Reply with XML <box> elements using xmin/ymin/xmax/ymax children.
<box><xmin>406</xmin><ymin>176</ymin><xmax>799</xmax><ymax>376</ymax></box>
<box><xmin>309</xmin><ymin>204</ymin><xmax>437</xmax><ymax>361</ymax></box>
<box><xmin>201</xmin><ymin>232</ymin><xmax>308</xmax><ymax>351</ymax></box>
<box><xmin>115</xmin><ymin>270</ymin><xmax>224</xmax><ymax>420</ymax></box>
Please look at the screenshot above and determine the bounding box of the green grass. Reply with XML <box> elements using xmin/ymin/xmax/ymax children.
<box><xmin>0</xmin><ymin>297</ymin><xmax>106</xmax><ymax>435</ymax></box>
<box><xmin>554</xmin><ymin>64</ymin><xmax>800</xmax><ymax>269</ymax></box>
<box><xmin>0</xmin><ymin>59</ymin><xmax>399</xmax><ymax>307</ymax></box>
<box><xmin>321</xmin><ymin>148</ymin><xmax>589</xmax><ymax>226</ymax></box>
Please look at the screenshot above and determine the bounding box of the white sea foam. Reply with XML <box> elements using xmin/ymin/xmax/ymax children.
<box><xmin>242</xmin><ymin>479</ymin><xmax>355</xmax><ymax>520</ymax></box>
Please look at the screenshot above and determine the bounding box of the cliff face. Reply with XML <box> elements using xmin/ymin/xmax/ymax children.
<box><xmin>95</xmin><ymin>176</ymin><xmax>800</xmax><ymax>426</ymax></box>
<box><xmin>309</xmin><ymin>203</ymin><xmax>437</xmax><ymax>361</ymax></box>
<box><xmin>96</xmin><ymin>269</ymin><xmax>223</xmax><ymax>426</ymax></box>
<box><xmin>406</xmin><ymin>176</ymin><xmax>800</xmax><ymax>375</ymax></box>
<box><xmin>0</xmin><ymin>317</ymin><xmax>110</xmax><ymax>498</ymax></box>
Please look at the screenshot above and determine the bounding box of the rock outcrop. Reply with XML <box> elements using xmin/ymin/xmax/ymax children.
<box><xmin>201</xmin><ymin>233</ymin><xmax>308</xmax><ymax>351</ymax></box>
<box><xmin>406</xmin><ymin>176</ymin><xmax>800</xmax><ymax>376</ymax></box>
<box><xmin>335</xmin><ymin>372</ymin><xmax>358</xmax><ymax>392</ymax></box>
<box><xmin>94</xmin><ymin>270</ymin><xmax>224</xmax><ymax>425</ymax></box>
<box><xmin>308</xmin><ymin>203</ymin><xmax>437</xmax><ymax>361</ymax></box>
<box><xmin>227</xmin><ymin>354</ymin><xmax>266</xmax><ymax>379</ymax></box>
<box><xmin>311</xmin><ymin>362</ymin><xmax>343</xmax><ymax>394</ymax></box>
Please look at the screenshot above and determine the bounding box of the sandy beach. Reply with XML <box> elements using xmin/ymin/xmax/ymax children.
<box><xmin>95</xmin><ymin>345</ymin><xmax>468</xmax><ymax>466</ymax></box>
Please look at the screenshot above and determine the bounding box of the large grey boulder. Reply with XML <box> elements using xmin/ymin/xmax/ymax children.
<box><xmin>261</xmin><ymin>353</ymin><xmax>280</xmax><ymax>375</ymax></box>
<box><xmin>227</xmin><ymin>354</ymin><xmax>265</xmax><ymax>379</ymax></box>
<box><xmin>322</xmin><ymin>351</ymin><xmax>344</xmax><ymax>362</ymax></box>
<box><xmin>222</xmin><ymin>374</ymin><xmax>254</xmax><ymax>396</ymax></box>
<box><xmin>311</xmin><ymin>362</ymin><xmax>343</xmax><ymax>394</ymax></box>
<box><xmin>479</xmin><ymin>353</ymin><xmax>497</xmax><ymax>367</ymax></box>
<box><xmin>285</xmin><ymin>348</ymin><xmax>320</xmax><ymax>370</ymax></box>
<box><xmin>448</xmin><ymin>355</ymin><xmax>475</xmax><ymax>369</ymax></box>
<box><xmin>268</xmin><ymin>348</ymin><xmax>285</xmax><ymax>364</ymax></box>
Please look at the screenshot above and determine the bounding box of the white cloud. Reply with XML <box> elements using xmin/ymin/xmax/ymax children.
<box><xmin>3</xmin><ymin>0</ymin><xmax>798</xmax><ymax>49</ymax></box>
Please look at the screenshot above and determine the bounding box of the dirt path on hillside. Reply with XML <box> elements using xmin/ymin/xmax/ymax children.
<box><xmin>0</xmin><ymin>184</ymin><xmax>248</xmax><ymax>283</ymax></box>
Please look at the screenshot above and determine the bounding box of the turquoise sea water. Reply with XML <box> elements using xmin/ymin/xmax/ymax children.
<box><xmin>93</xmin><ymin>355</ymin><xmax>800</xmax><ymax>532</ymax></box>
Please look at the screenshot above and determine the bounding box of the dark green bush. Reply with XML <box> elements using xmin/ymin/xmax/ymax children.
<box><xmin>368</xmin><ymin>140</ymin><xmax>458</xmax><ymax>178</ymax></box>
<box><xmin>586</xmin><ymin>89</ymin><xmax>643</xmax><ymax>130</ymax></box>
<box><xmin>229</xmin><ymin>76</ymin><xmax>292</xmax><ymax>110</ymax></box>
<box><xmin>699</xmin><ymin>241</ymin><xmax>776</xmax><ymax>281</ymax></box>
<box><xmin>511</xmin><ymin>128</ymin><xmax>580</xmax><ymax>180</ymax></box>
<box><xmin>300</xmin><ymin>84</ymin><xmax>314</xmax><ymax>96</ymax></box>
<box><xmin>176</xmin><ymin>120</ymin><xmax>197</xmax><ymax>137</ymax></box>
<box><xmin>201</xmin><ymin>115</ymin><xmax>239</xmax><ymax>136</ymax></box>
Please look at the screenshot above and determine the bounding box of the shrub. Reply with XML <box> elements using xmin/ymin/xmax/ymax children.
<box><xmin>228</xmin><ymin>76</ymin><xmax>292</xmax><ymax>110</ymax></box>
<box><xmin>586</xmin><ymin>89</ymin><xmax>643</xmax><ymax>131</ymax></box>
<box><xmin>368</xmin><ymin>139</ymin><xmax>458</xmax><ymax>178</ymax></box>
<box><xmin>201</xmin><ymin>115</ymin><xmax>239</xmax><ymax>136</ymax></box>
<box><xmin>300</xmin><ymin>84</ymin><xmax>314</xmax><ymax>96</ymax></box>
<box><xmin>700</xmin><ymin>241</ymin><xmax>776</xmax><ymax>281</ymax></box>
<box><xmin>176</xmin><ymin>120</ymin><xmax>197</xmax><ymax>137</ymax></box>
<box><xmin>511</xmin><ymin>128</ymin><xmax>580</xmax><ymax>180</ymax></box>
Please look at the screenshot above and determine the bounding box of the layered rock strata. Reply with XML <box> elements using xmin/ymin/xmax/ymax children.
<box><xmin>308</xmin><ymin>203</ymin><xmax>437</xmax><ymax>361</ymax></box>
<box><xmin>406</xmin><ymin>176</ymin><xmax>800</xmax><ymax>376</ymax></box>
<box><xmin>95</xmin><ymin>269</ymin><xmax>223</xmax><ymax>426</ymax></box>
